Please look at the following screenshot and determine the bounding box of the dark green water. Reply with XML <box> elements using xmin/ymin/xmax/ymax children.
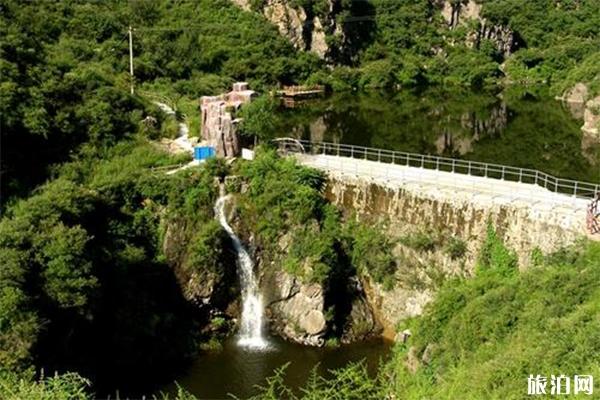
<box><xmin>161</xmin><ymin>336</ymin><xmax>392</xmax><ymax>399</ymax></box>
<box><xmin>272</xmin><ymin>88</ymin><xmax>600</xmax><ymax>183</ymax></box>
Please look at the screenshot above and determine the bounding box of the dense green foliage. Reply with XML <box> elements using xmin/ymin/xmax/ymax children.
<box><xmin>0</xmin><ymin>370</ymin><xmax>199</xmax><ymax>400</ymax></box>
<box><xmin>0</xmin><ymin>371</ymin><xmax>91</xmax><ymax>400</ymax></box>
<box><xmin>248</xmin><ymin>362</ymin><xmax>384</xmax><ymax>400</ymax></box>
<box><xmin>0</xmin><ymin>140</ymin><xmax>225</xmax><ymax>395</ymax></box>
<box><xmin>302</xmin><ymin>0</ymin><xmax>599</xmax><ymax>92</ymax></box>
<box><xmin>388</xmin><ymin>240</ymin><xmax>600</xmax><ymax>399</ymax></box>
<box><xmin>347</xmin><ymin>221</ymin><xmax>397</xmax><ymax>290</ymax></box>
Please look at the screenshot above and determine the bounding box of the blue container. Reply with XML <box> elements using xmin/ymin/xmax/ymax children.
<box><xmin>194</xmin><ymin>146</ymin><xmax>216</xmax><ymax>160</ymax></box>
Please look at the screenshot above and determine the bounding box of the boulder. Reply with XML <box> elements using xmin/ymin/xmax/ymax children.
<box><xmin>563</xmin><ymin>82</ymin><xmax>589</xmax><ymax>104</ymax></box>
<box><xmin>263</xmin><ymin>269</ymin><xmax>328</xmax><ymax>346</ymax></box>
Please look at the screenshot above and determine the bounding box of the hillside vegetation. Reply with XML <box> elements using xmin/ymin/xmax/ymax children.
<box><xmin>0</xmin><ymin>0</ymin><xmax>321</xmax><ymax>204</ymax></box>
<box><xmin>1</xmin><ymin>0</ymin><xmax>598</xmax><ymax>398</ymax></box>
<box><xmin>299</xmin><ymin>0</ymin><xmax>600</xmax><ymax>92</ymax></box>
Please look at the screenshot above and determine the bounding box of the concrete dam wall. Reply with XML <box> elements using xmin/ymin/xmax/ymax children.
<box><xmin>323</xmin><ymin>174</ymin><xmax>588</xmax><ymax>335</ymax></box>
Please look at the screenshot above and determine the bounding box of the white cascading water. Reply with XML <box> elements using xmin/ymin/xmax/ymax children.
<box><xmin>214</xmin><ymin>194</ymin><xmax>269</xmax><ymax>349</ymax></box>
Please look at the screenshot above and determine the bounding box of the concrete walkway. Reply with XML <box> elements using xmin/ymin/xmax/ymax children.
<box><xmin>294</xmin><ymin>153</ymin><xmax>590</xmax><ymax>219</ymax></box>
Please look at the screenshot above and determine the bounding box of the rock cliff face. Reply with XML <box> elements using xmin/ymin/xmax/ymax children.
<box><xmin>582</xmin><ymin>96</ymin><xmax>600</xmax><ymax>137</ymax></box>
<box><xmin>229</xmin><ymin>193</ymin><xmax>380</xmax><ymax>346</ymax></box>
<box><xmin>437</xmin><ymin>0</ymin><xmax>519</xmax><ymax>57</ymax></box>
<box><xmin>231</xmin><ymin>0</ymin><xmax>368</xmax><ymax>62</ymax></box>
<box><xmin>256</xmin><ymin>238</ymin><xmax>380</xmax><ymax>346</ymax></box>
<box><xmin>231</xmin><ymin>0</ymin><xmax>347</xmax><ymax>61</ymax></box>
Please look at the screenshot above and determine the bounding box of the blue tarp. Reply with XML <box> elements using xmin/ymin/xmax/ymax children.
<box><xmin>194</xmin><ymin>146</ymin><xmax>216</xmax><ymax>160</ymax></box>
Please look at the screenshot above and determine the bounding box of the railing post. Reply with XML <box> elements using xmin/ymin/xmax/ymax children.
<box><xmin>468</xmin><ymin>161</ymin><xmax>471</xmax><ymax>175</ymax></box>
<box><xmin>392</xmin><ymin>152</ymin><xmax>395</xmax><ymax>164</ymax></box>
<box><xmin>519</xmin><ymin>169</ymin><xmax>522</xmax><ymax>183</ymax></box>
<box><xmin>501</xmin><ymin>166</ymin><xmax>505</xmax><ymax>180</ymax></box>
<box><xmin>421</xmin><ymin>155</ymin><xmax>425</xmax><ymax>168</ymax></box>
<box><xmin>364</xmin><ymin>148</ymin><xmax>367</xmax><ymax>160</ymax></box>
<box><xmin>452</xmin><ymin>159</ymin><xmax>455</xmax><ymax>173</ymax></box>
<box><xmin>436</xmin><ymin>158</ymin><xmax>440</xmax><ymax>171</ymax></box>
<box><xmin>573</xmin><ymin>181</ymin><xmax>577</xmax><ymax>197</ymax></box>
<box><xmin>484</xmin><ymin>164</ymin><xmax>487</xmax><ymax>178</ymax></box>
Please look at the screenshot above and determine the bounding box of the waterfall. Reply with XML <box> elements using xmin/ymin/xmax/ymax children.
<box><xmin>214</xmin><ymin>194</ymin><xmax>269</xmax><ymax>350</ymax></box>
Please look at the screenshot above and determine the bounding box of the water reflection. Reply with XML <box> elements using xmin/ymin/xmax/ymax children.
<box><xmin>272</xmin><ymin>88</ymin><xmax>599</xmax><ymax>183</ymax></box>
<box><xmin>161</xmin><ymin>336</ymin><xmax>391</xmax><ymax>399</ymax></box>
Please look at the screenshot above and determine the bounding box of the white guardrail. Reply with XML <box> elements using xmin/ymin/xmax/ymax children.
<box><xmin>273</xmin><ymin>138</ymin><xmax>600</xmax><ymax>202</ymax></box>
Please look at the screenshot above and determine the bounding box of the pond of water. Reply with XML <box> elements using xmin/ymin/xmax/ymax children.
<box><xmin>271</xmin><ymin>88</ymin><xmax>599</xmax><ymax>183</ymax></box>
<box><xmin>161</xmin><ymin>336</ymin><xmax>392</xmax><ymax>399</ymax></box>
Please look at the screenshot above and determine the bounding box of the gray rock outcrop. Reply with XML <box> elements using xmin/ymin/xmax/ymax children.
<box><xmin>582</xmin><ymin>96</ymin><xmax>600</xmax><ymax>137</ymax></box>
<box><xmin>162</xmin><ymin>217</ymin><xmax>238</xmax><ymax>310</ymax></box>
<box><xmin>341</xmin><ymin>277</ymin><xmax>380</xmax><ymax>343</ymax></box>
<box><xmin>324</xmin><ymin>174</ymin><xmax>587</xmax><ymax>335</ymax></box>
<box><xmin>437</xmin><ymin>0</ymin><xmax>518</xmax><ymax>57</ymax></box>
<box><xmin>231</xmin><ymin>0</ymin><xmax>342</xmax><ymax>60</ymax></box>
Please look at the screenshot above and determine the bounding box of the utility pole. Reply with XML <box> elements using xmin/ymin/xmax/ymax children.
<box><xmin>128</xmin><ymin>26</ymin><xmax>134</xmax><ymax>95</ymax></box>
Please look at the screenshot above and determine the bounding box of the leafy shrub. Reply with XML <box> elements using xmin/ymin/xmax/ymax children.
<box><xmin>444</xmin><ymin>237</ymin><xmax>467</xmax><ymax>260</ymax></box>
<box><xmin>188</xmin><ymin>220</ymin><xmax>228</xmax><ymax>276</ymax></box>
<box><xmin>250</xmin><ymin>362</ymin><xmax>383</xmax><ymax>400</ymax></box>
<box><xmin>400</xmin><ymin>231</ymin><xmax>438</xmax><ymax>253</ymax></box>
<box><xmin>0</xmin><ymin>371</ymin><xmax>91</xmax><ymax>400</ymax></box>
<box><xmin>476</xmin><ymin>224</ymin><xmax>518</xmax><ymax>276</ymax></box>
<box><xmin>348</xmin><ymin>220</ymin><xmax>397</xmax><ymax>289</ymax></box>
<box><xmin>238</xmin><ymin>95</ymin><xmax>278</xmax><ymax>139</ymax></box>
<box><xmin>359</xmin><ymin>59</ymin><xmax>397</xmax><ymax>89</ymax></box>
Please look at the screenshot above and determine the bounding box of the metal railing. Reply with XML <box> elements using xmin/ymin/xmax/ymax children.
<box><xmin>274</xmin><ymin>138</ymin><xmax>600</xmax><ymax>200</ymax></box>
